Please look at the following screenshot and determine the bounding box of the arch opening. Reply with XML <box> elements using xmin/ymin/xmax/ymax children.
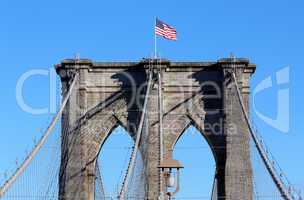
<box><xmin>96</xmin><ymin>126</ymin><xmax>134</xmax><ymax>198</ymax></box>
<box><xmin>173</xmin><ymin>125</ymin><xmax>216</xmax><ymax>200</ymax></box>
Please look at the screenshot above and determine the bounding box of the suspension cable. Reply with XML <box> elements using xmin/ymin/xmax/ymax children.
<box><xmin>96</xmin><ymin>162</ymin><xmax>106</xmax><ymax>200</ymax></box>
<box><xmin>119</xmin><ymin>70</ymin><xmax>153</xmax><ymax>199</ymax></box>
<box><xmin>231</xmin><ymin>70</ymin><xmax>297</xmax><ymax>200</ymax></box>
<box><xmin>0</xmin><ymin>73</ymin><xmax>79</xmax><ymax>198</ymax></box>
<box><xmin>211</xmin><ymin>177</ymin><xmax>217</xmax><ymax>200</ymax></box>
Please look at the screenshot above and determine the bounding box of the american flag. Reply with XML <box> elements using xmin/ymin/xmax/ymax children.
<box><xmin>155</xmin><ymin>18</ymin><xmax>177</xmax><ymax>40</ymax></box>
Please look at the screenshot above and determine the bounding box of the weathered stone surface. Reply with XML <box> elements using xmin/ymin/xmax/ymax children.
<box><xmin>56</xmin><ymin>58</ymin><xmax>256</xmax><ymax>200</ymax></box>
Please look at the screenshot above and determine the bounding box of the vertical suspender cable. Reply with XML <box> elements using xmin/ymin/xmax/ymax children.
<box><xmin>119</xmin><ymin>71</ymin><xmax>153</xmax><ymax>200</ymax></box>
<box><xmin>158</xmin><ymin>59</ymin><xmax>164</xmax><ymax>198</ymax></box>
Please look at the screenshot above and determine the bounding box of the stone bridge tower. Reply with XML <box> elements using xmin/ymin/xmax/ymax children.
<box><xmin>55</xmin><ymin>57</ymin><xmax>256</xmax><ymax>200</ymax></box>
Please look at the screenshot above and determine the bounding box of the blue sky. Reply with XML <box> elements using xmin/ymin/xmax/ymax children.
<box><xmin>1</xmin><ymin>0</ymin><xmax>304</xmax><ymax>198</ymax></box>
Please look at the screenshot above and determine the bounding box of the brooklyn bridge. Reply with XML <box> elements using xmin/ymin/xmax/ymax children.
<box><xmin>0</xmin><ymin>57</ymin><xmax>302</xmax><ymax>200</ymax></box>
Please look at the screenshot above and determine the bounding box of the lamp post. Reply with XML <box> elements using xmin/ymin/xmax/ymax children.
<box><xmin>158</xmin><ymin>151</ymin><xmax>183</xmax><ymax>200</ymax></box>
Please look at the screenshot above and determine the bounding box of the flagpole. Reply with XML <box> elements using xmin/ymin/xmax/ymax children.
<box><xmin>154</xmin><ymin>17</ymin><xmax>157</xmax><ymax>59</ymax></box>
